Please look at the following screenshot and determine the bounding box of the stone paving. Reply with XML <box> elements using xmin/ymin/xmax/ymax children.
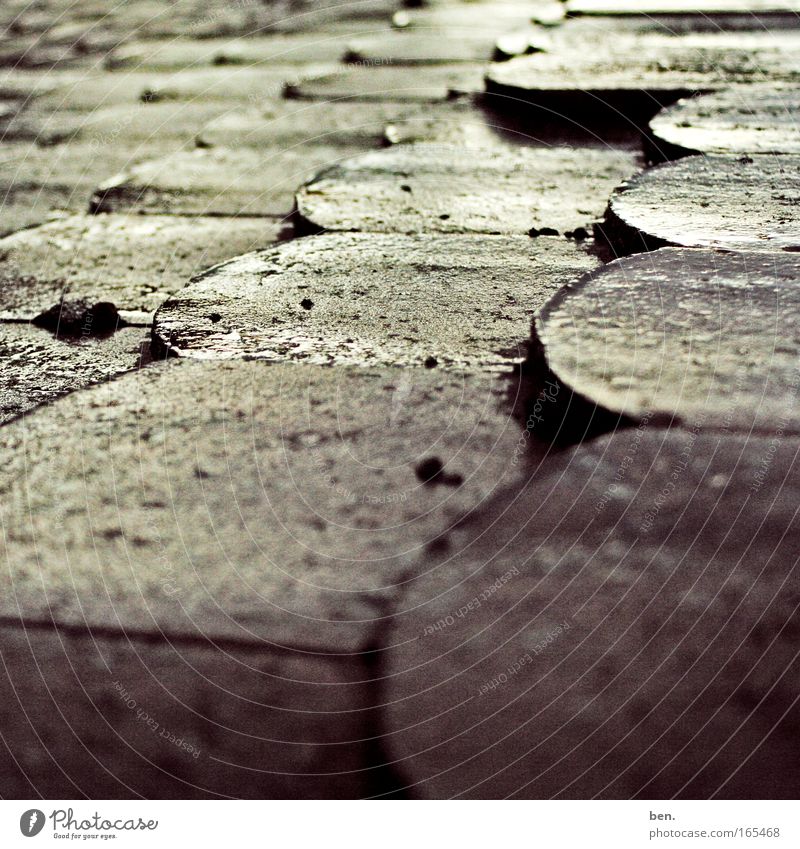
<box><xmin>0</xmin><ymin>0</ymin><xmax>799</xmax><ymax>800</ymax></box>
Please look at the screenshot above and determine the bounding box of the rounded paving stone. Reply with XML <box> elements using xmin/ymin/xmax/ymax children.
<box><xmin>382</xmin><ymin>425</ymin><xmax>800</xmax><ymax>798</ymax></box>
<box><xmin>603</xmin><ymin>154</ymin><xmax>800</xmax><ymax>253</ymax></box>
<box><xmin>649</xmin><ymin>87</ymin><xmax>800</xmax><ymax>157</ymax></box>
<box><xmin>486</xmin><ymin>31</ymin><xmax>800</xmax><ymax>118</ymax></box>
<box><xmin>0</xmin><ymin>214</ymin><xmax>282</xmax><ymax>325</ymax></box>
<box><xmin>295</xmin><ymin>143</ymin><xmax>638</xmax><ymax>237</ymax></box>
<box><xmin>152</xmin><ymin>232</ymin><xmax>599</xmax><ymax>369</ymax></box>
<box><xmin>0</xmin><ymin>357</ymin><xmax>522</xmax><ymax>653</ymax></box>
<box><xmin>566</xmin><ymin>0</ymin><xmax>800</xmax><ymax>15</ymax></box>
<box><xmin>536</xmin><ymin>247</ymin><xmax>800</xmax><ymax>433</ymax></box>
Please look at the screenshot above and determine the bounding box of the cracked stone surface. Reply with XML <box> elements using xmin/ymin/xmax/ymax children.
<box><xmin>536</xmin><ymin>248</ymin><xmax>800</xmax><ymax>434</ymax></box>
<box><xmin>0</xmin><ymin>358</ymin><xmax>522</xmax><ymax>652</ymax></box>
<box><xmin>0</xmin><ymin>323</ymin><xmax>148</xmax><ymax>424</ymax></box>
<box><xmin>91</xmin><ymin>145</ymin><xmax>359</xmax><ymax>218</ymax></box>
<box><xmin>0</xmin><ymin>214</ymin><xmax>282</xmax><ymax>325</ymax></box>
<box><xmin>649</xmin><ymin>87</ymin><xmax>800</xmax><ymax>157</ymax></box>
<box><xmin>603</xmin><ymin>154</ymin><xmax>800</xmax><ymax>253</ymax></box>
<box><xmin>152</xmin><ymin>232</ymin><xmax>597</xmax><ymax>368</ymax></box>
<box><xmin>383</xmin><ymin>427</ymin><xmax>800</xmax><ymax>798</ymax></box>
<box><xmin>486</xmin><ymin>31</ymin><xmax>800</xmax><ymax>117</ymax></box>
<box><xmin>295</xmin><ymin>143</ymin><xmax>638</xmax><ymax>236</ymax></box>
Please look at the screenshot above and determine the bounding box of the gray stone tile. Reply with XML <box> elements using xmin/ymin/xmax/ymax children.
<box><xmin>382</xmin><ymin>426</ymin><xmax>800</xmax><ymax>797</ymax></box>
<box><xmin>104</xmin><ymin>32</ymin><xmax>367</xmax><ymax>71</ymax></box>
<box><xmin>152</xmin><ymin>232</ymin><xmax>598</xmax><ymax>368</ymax></box>
<box><xmin>0</xmin><ymin>626</ymin><xmax>378</xmax><ymax>798</ymax></box>
<box><xmin>0</xmin><ymin>139</ymin><xmax>185</xmax><ymax>234</ymax></box>
<box><xmin>0</xmin><ymin>359</ymin><xmax>522</xmax><ymax>652</ymax></box>
<box><xmin>2</xmin><ymin>100</ymin><xmax>232</xmax><ymax>145</ymax></box>
<box><xmin>603</xmin><ymin>153</ymin><xmax>800</xmax><ymax>253</ymax></box>
<box><xmin>284</xmin><ymin>64</ymin><xmax>485</xmax><ymax>102</ymax></box>
<box><xmin>566</xmin><ymin>0</ymin><xmax>800</xmax><ymax>15</ymax></box>
<box><xmin>0</xmin><ymin>322</ymin><xmax>148</xmax><ymax>424</ymax></box>
<box><xmin>0</xmin><ymin>214</ymin><xmax>282</xmax><ymax>325</ymax></box>
<box><xmin>8</xmin><ymin>66</ymin><xmax>334</xmax><ymax>114</ymax></box>
<box><xmin>536</xmin><ymin>248</ymin><xmax>800</xmax><ymax>433</ymax></box>
<box><xmin>486</xmin><ymin>31</ymin><xmax>800</xmax><ymax>118</ymax></box>
<box><xmin>649</xmin><ymin>86</ymin><xmax>800</xmax><ymax>157</ymax></box>
<box><xmin>90</xmin><ymin>145</ymin><xmax>363</xmax><ymax>217</ymax></box>
<box><xmin>295</xmin><ymin>143</ymin><xmax>638</xmax><ymax>236</ymax></box>
<box><xmin>196</xmin><ymin>101</ymin><xmax>437</xmax><ymax>150</ymax></box>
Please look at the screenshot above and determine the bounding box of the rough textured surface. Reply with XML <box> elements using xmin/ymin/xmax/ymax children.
<box><xmin>153</xmin><ymin>233</ymin><xmax>598</xmax><ymax>369</ymax></box>
<box><xmin>603</xmin><ymin>154</ymin><xmax>800</xmax><ymax>253</ymax></box>
<box><xmin>537</xmin><ymin>248</ymin><xmax>800</xmax><ymax>433</ymax></box>
<box><xmin>0</xmin><ymin>139</ymin><xmax>183</xmax><ymax>235</ymax></box>
<box><xmin>649</xmin><ymin>87</ymin><xmax>800</xmax><ymax>157</ymax></box>
<box><xmin>104</xmin><ymin>32</ymin><xmax>365</xmax><ymax>70</ymax></box>
<box><xmin>383</xmin><ymin>427</ymin><xmax>800</xmax><ymax>798</ymax></box>
<box><xmin>0</xmin><ymin>215</ymin><xmax>282</xmax><ymax>325</ymax></box>
<box><xmin>9</xmin><ymin>67</ymin><xmax>334</xmax><ymax>111</ymax></box>
<box><xmin>0</xmin><ymin>359</ymin><xmax>522</xmax><ymax>652</ymax></box>
<box><xmin>295</xmin><ymin>143</ymin><xmax>638</xmax><ymax>236</ymax></box>
<box><xmin>0</xmin><ymin>323</ymin><xmax>148</xmax><ymax>423</ymax></box>
<box><xmin>91</xmin><ymin>145</ymin><xmax>358</xmax><ymax>217</ymax></box>
<box><xmin>195</xmin><ymin>101</ymin><xmax>439</xmax><ymax>150</ymax></box>
<box><xmin>566</xmin><ymin>0</ymin><xmax>800</xmax><ymax>14</ymax></box>
<box><xmin>486</xmin><ymin>31</ymin><xmax>800</xmax><ymax>117</ymax></box>
<box><xmin>284</xmin><ymin>64</ymin><xmax>484</xmax><ymax>102</ymax></box>
<box><xmin>3</xmin><ymin>101</ymin><xmax>231</xmax><ymax>146</ymax></box>
<box><xmin>0</xmin><ymin>627</ymin><xmax>378</xmax><ymax>799</ymax></box>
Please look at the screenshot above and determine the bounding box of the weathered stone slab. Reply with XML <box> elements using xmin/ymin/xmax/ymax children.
<box><xmin>537</xmin><ymin>248</ymin><xmax>800</xmax><ymax>433</ymax></box>
<box><xmin>382</xmin><ymin>426</ymin><xmax>800</xmax><ymax>798</ymax></box>
<box><xmin>196</xmin><ymin>101</ymin><xmax>436</xmax><ymax>150</ymax></box>
<box><xmin>389</xmin><ymin>3</ymin><xmax>545</xmax><ymax>35</ymax></box>
<box><xmin>0</xmin><ymin>323</ymin><xmax>147</xmax><ymax>424</ymax></box>
<box><xmin>90</xmin><ymin>145</ymin><xmax>362</xmax><ymax>217</ymax></box>
<box><xmin>0</xmin><ymin>139</ymin><xmax>184</xmax><ymax>234</ymax></box>
<box><xmin>649</xmin><ymin>87</ymin><xmax>800</xmax><ymax>157</ymax></box>
<box><xmin>343</xmin><ymin>32</ymin><xmax>507</xmax><ymax>65</ymax></box>
<box><xmin>284</xmin><ymin>64</ymin><xmax>484</xmax><ymax>102</ymax></box>
<box><xmin>0</xmin><ymin>186</ymin><xmax>77</xmax><ymax>238</ymax></box>
<box><xmin>0</xmin><ymin>359</ymin><xmax>522</xmax><ymax>652</ymax></box>
<box><xmin>153</xmin><ymin>232</ymin><xmax>597</xmax><ymax>368</ymax></box>
<box><xmin>486</xmin><ymin>31</ymin><xmax>800</xmax><ymax>118</ymax></box>
<box><xmin>0</xmin><ymin>626</ymin><xmax>377</xmax><ymax>798</ymax></box>
<box><xmin>20</xmin><ymin>66</ymin><xmax>333</xmax><ymax>112</ymax></box>
<box><xmin>0</xmin><ymin>214</ymin><xmax>282</xmax><ymax>325</ymax></box>
<box><xmin>603</xmin><ymin>154</ymin><xmax>800</xmax><ymax>253</ymax></box>
<box><xmin>295</xmin><ymin>143</ymin><xmax>638</xmax><ymax>236</ymax></box>
<box><xmin>566</xmin><ymin>0</ymin><xmax>800</xmax><ymax>15</ymax></box>
<box><xmin>2</xmin><ymin>99</ymin><xmax>230</xmax><ymax>145</ymax></box>
<box><xmin>104</xmin><ymin>32</ymin><xmax>364</xmax><ymax>71</ymax></box>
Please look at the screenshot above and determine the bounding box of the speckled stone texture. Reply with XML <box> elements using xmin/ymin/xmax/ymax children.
<box><xmin>295</xmin><ymin>143</ymin><xmax>638</xmax><ymax>236</ymax></box>
<box><xmin>535</xmin><ymin>248</ymin><xmax>800</xmax><ymax>433</ymax></box>
<box><xmin>602</xmin><ymin>154</ymin><xmax>800</xmax><ymax>253</ymax></box>
<box><xmin>382</xmin><ymin>427</ymin><xmax>800</xmax><ymax>798</ymax></box>
<box><xmin>0</xmin><ymin>215</ymin><xmax>282</xmax><ymax>325</ymax></box>
<box><xmin>0</xmin><ymin>358</ymin><xmax>522</xmax><ymax>652</ymax></box>
<box><xmin>648</xmin><ymin>87</ymin><xmax>800</xmax><ymax>157</ymax></box>
<box><xmin>0</xmin><ymin>323</ymin><xmax>148</xmax><ymax>424</ymax></box>
<box><xmin>486</xmin><ymin>31</ymin><xmax>800</xmax><ymax>118</ymax></box>
<box><xmin>152</xmin><ymin>232</ymin><xmax>598</xmax><ymax>369</ymax></box>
